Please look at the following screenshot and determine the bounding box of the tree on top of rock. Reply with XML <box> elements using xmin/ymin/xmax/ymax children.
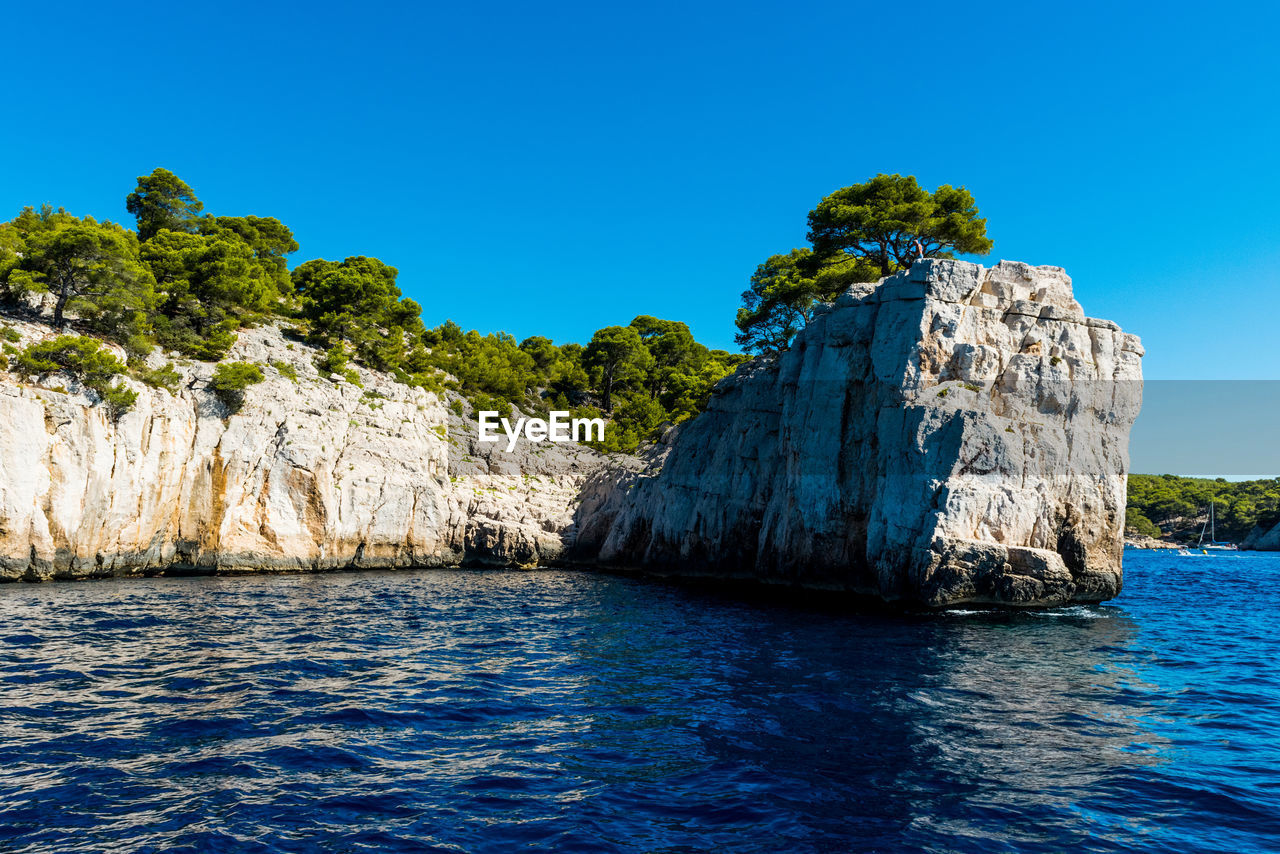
<box><xmin>293</xmin><ymin>256</ymin><xmax>425</xmax><ymax>371</ymax></box>
<box><xmin>734</xmin><ymin>248</ymin><xmax>823</xmax><ymax>354</ymax></box>
<box><xmin>806</xmin><ymin>173</ymin><xmax>993</xmax><ymax>278</ymax></box>
<box><xmin>15</xmin><ymin>211</ymin><xmax>155</xmax><ymax>332</ymax></box>
<box><xmin>733</xmin><ymin>174</ymin><xmax>995</xmax><ymax>354</ymax></box>
<box><xmin>126</xmin><ymin>168</ymin><xmax>205</xmax><ymax>241</ymax></box>
<box><xmin>198</xmin><ymin>215</ymin><xmax>299</xmax><ymax>296</ymax></box>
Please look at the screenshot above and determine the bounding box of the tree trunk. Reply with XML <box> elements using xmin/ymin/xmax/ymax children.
<box><xmin>53</xmin><ymin>288</ymin><xmax>69</xmax><ymax>330</ymax></box>
<box><xmin>602</xmin><ymin>366</ymin><xmax>614</xmax><ymax>412</ymax></box>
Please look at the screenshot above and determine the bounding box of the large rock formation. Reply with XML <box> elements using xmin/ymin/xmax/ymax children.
<box><xmin>0</xmin><ymin>321</ymin><xmax>604</xmax><ymax>581</ymax></box>
<box><xmin>571</xmin><ymin>260</ymin><xmax>1144</xmax><ymax>606</ymax></box>
<box><xmin>0</xmin><ymin>259</ymin><xmax>1143</xmax><ymax>606</ymax></box>
<box><xmin>1241</xmin><ymin>522</ymin><xmax>1280</xmax><ymax>551</ymax></box>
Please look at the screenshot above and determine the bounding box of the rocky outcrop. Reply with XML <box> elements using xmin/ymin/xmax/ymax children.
<box><xmin>0</xmin><ymin>259</ymin><xmax>1144</xmax><ymax>605</ymax></box>
<box><xmin>571</xmin><ymin>260</ymin><xmax>1144</xmax><ymax>607</ymax></box>
<box><xmin>0</xmin><ymin>320</ymin><xmax>606</xmax><ymax>580</ymax></box>
<box><xmin>1241</xmin><ymin>522</ymin><xmax>1280</xmax><ymax>551</ymax></box>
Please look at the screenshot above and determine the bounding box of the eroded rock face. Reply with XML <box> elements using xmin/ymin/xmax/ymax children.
<box><xmin>0</xmin><ymin>321</ymin><xmax>606</xmax><ymax>580</ymax></box>
<box><xmin>571</xmin><ymin>260</ymin><xmax>1144</xmax><ymax>607</ymax></box>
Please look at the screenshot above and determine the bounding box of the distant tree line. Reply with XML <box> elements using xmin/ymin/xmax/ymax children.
<box><xmin>1127</xmin><ymin>474</ymin><xmax>1280</xmax><ymax>542</ymax></box>
<box><xmin>0</xmin><ymin>169</ymin><xmax>743</xmax><ymax>448</ymax></box>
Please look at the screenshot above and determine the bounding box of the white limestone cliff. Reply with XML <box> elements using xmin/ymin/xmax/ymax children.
<box><xmin>570</xmin><ymin>260</ymin><xmax>1144</xmax><ymax>606</ymax></box>
<box><xmin>0</xmin><ymin>321</ymin><xmax>604</xmax><ymax>580</ymax></box>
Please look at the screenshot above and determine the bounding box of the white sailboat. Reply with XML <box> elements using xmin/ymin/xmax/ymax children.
<box><xmin>1195</xmin><ymin>501</ymin><xmax>1238</xmax><ymax>553</ymax></box>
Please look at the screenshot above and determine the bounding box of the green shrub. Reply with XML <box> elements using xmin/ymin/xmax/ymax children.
<box><xmin>469</xmin><ymin>391</ymin><xmax>511</xmax><ymax>419</ymax></box>
<box><xmin>124</xmin><ymin>333</ymin><xmax>154</xmax><ymax>364</ymax></box>
<box><xmin>316</xmin><ymin>343</ymin><xmax>348</xmax><ymax>375</ymax></box>
<box><xmin>138</xmin><ymin>362</ymin><xmax>182</xmax><ymax>394</ymax></box>
<box><xmin>0</xmin><ymin>326</ymin><xmax>20</xmax><ymax>343</ymax></box>
<box><xmin>13</xmin><ymin>335</ymin><xmax>143</xmax><ymax>417</ymax></box>
<box><xmin>270</xmin><ymin>359</ymin><xmax>298</xmax><ymax>382</ymax></box>
<box><xmin>16</xmin><ymin>335</ymin><xmax>127</xmax><ymax>394</ymax></box>
<box><xmin>152</xmin><ymin>316</ymin><xmax>237</xmax><ymax>361</ymax></box>
<box><xmin>449</xmin><ymin>399</ymin><xmax>465</xmax><ymax>416</ymax></box>
<box><xmin>400</xmin><ymin>368</ymin><xmax>445</xmax><ymax>394</ymax></box>
<box><xmin>209</xmin><ymin>361</ymin><xmax>265</xmax><ymax>413</ymax></box>
<box><xmin>100</xmin><ymin>383</ymin><xmax>139</xmax><ymax>420</ymax></box>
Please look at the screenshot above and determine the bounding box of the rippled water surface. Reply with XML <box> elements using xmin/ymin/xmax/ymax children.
<box><xmin>2</xmin><ymin>552</ymin><xmax>1280</xmax><ymax>852</ymax></box>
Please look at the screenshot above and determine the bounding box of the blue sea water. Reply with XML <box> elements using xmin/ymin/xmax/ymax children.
<box><xmin>1</xmin><ymin>552</ymin><xmax>1279</xmax><ymax>853</ymax></box>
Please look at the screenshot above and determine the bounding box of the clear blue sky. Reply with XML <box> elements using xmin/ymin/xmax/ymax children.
<box><xmin>3</xmin><ymin>1</ymin><xmax>1277</xmax><ymax>381</ymax></box>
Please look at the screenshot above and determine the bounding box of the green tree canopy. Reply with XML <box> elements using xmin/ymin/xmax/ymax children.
<box><xmin>806</xmin><ymin>173</ymin><xmax>993</xmax><ymax>278</ymax></box>
<box><xmin>2</xmin><ymin>168</ymin><xmax>752</xmax><ymax>455</ymax></box>
<box><xmin>0</xmin><ymin>215</ymin><xmax>29</xmax><ymax>304</ymax></box>
<box><xmin>1126</xmin><ymin>474</ymin><xmax>1280</xmax><ymax>543</ymax></box>
<box><xmin>294</xmin><ymin>256</ymin><xmax>400</xmax><ymax>338</ymax></box>
<box><xmin>733</xmin><ymin>174</ymin><xmax>994</xmax><ymax>354</ymax></box>
<box><xmin>518</xmin><ymin>336</ymin><xmax>560</xmax><ymax>372</ymax></box>
<box><xmin>294</xmin><ymin>256</ymin><xmax>426</xmax><ymax>374</ymax></box>
<box><xmin>627</xmin><ymin>315</ymin><xmax>734</xmax><ymax>408</ymax></box>
<box><xmin>126</xmin><ymin>168</ymin><xmax>205</xmax><ymax>241</ymax></box>
<box><xmin>141</xmin><ymin>229</ymin><xmax>280</xmax><ymax>359</ymax></box>
<box><xmin>734</xmin><ymin>248</ymin><xmax>821</xmax><ymax>354</ymax></box>
<box><xmin>15</xmin><ymin>212</ymin><xmax>155</xmax><ymax>332</ymax></box>
<box><xmin>660</xmin><ymin>350</ymin><xmax>744</xmax><ymax>422</ymax></box>
<box><xmin>584</xmin><ymin>325</ymin><xmax>652</xmax><ymax>412</ymax></box>
<box><xmin>198</xmin><ymin>215</ymin><xmax>298</xmax><ymax>296</ymax></box>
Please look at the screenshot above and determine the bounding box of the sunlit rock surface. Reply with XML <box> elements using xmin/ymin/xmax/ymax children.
<box><xmin>0</xmin><ymin>321</ymin><xmax>603</xmax><ymax>580</ymax></box>
<box><xmin>571</xmin><ymin>260</ymin><xmax>1144</xmax><ymax>607</ymax></box>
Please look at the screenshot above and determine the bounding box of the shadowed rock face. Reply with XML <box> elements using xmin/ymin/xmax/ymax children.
<box><xmin>571</xmin><ymin>260</ymin><xmax>1145</xmax><ymax>607</ymax></box>
<box><xmin>1242</xmin><ymin>523</ymin><xmax>1280</xmax><ymax>551</ymax></box>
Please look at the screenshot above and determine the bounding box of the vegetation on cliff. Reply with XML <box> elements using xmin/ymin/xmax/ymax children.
<box><xmin>12</xmin><ymin>335</ymin><xmax>137</xmax><ymax>418</ymax></box>
<box><xmin>208</xmin><ymin>362</ymin><xmax>266</xmax><ymax>413</ymax></box>
<box><xmin>0</xmin><ymin>169</ymin><xmax>1244</xmax><ymax>526</ymax></box>
<box><xmin>1126</xmin><ymin>474</ymin><xmax>1280</xmax><ymax>543</ymax></box>
<box><xmin>0</xmin><ymin>169</ymin><xmax>743</xmax><ymax>452</ymax></box>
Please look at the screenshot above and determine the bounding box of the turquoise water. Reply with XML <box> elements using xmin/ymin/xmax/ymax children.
<box><xmin>1</xmin><ymin>551</ymin><xmax>1278</xmax><ymax>852</ymax></box>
